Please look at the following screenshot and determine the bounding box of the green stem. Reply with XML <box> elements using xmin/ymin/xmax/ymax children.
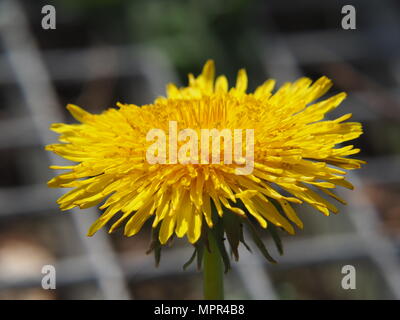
<box><xmin>203</xmin><ymin>231</ymin><xmax>224</xmax><ymax>300</ymax></box>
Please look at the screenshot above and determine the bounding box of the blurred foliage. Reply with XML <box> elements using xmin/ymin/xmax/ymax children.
<box><xmin>50</xmin><ymin>0</ymin><xmax>265</xmax><ymax>85</ymax></box>
<box><xmin>127</xmin><ymin>0</ymin><xmax>249</xmax><ymax>68</ymax></box>
<box><xmin>59</xmin><ymin>0</ymin><xmax>126</xmax><ymax>9</ymax></box>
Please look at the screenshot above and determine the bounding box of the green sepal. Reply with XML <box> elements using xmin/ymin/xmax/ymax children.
<box><xmin>146</xmin><ymin>225</ymin><xmax>162</xmax><ymax>267</ymax></box>
<box><xmin>242</xmin><ymin>218</ymin><xmax>277</xmax><ymax>264</ymax></box>
<box><xmin>209</xmin><ymin>206</ymin><xmax>231</xmax><ymax>273</ymax></box>
<box><xmin>183</xmin><ymin>247</ymin><xmax>197</xmax><ymax>270</ymax></box>
<box><xmin>196</xmin><ymin>242</ymin><xmax>204</xmax><ymax>271</ymax></box>
<box><xmin>222</xmin><ymin>211</ymin><xmax>241</xmax><ymax>261</ymax></box>
<box><xmin>210</xmin><ymin>225</ymin><xmax>231</xmax><ymax>273</ymax></box>
<box><xmin>239</xmin><ymin>221</ymin><xmax>252</xmax><ymax>252</ymax></box>
<box><xmin>267</xmin><ymin>223</ymin><xmax>284</xmax><ymax>255</ymax></box>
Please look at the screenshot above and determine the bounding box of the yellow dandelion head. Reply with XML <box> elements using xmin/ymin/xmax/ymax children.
<box><xmin>46</xmin><ymin>60</ymin><xmax>364</xmax><ymax>267</ymax></box>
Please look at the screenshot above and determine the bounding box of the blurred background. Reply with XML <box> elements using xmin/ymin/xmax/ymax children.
<box><xmin>0</xmin><ymin>0</ymin><xmax>399</xmax><ymax>299</ymax></box>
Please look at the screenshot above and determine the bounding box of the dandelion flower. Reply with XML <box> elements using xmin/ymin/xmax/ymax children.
<box><xmin>46</xmin><ymin>60</ymin><xmax>364</xmax><ymax>267</ymax></box>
